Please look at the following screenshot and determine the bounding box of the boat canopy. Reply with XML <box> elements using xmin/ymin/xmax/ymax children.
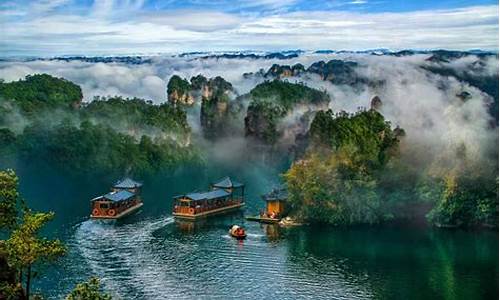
<box><xmin>92</xmin><ymin>190</ymin><xmax>135</xmax><ymax>202</ymax></box>
<box><xmin>183</xmin><ymin>189</ymin><xmax>231</xmax><ymax>202</ymax></box>
<box><xmin>113</xmin><ymin>177</ymin><xmax>143</xmax><ymax>189</ymax></box>
<box><xmin>212</xmin><ymin>177</ymin><xmax>244</xmax><ymax>189</ymax></box>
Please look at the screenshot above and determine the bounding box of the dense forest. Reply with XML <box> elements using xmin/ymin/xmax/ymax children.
<box><xmin>285</xmin><ymin>109</ymin><xmax>498</xmax><ymax>227</ymax></box>
<box><xmin>0</xmin><ymin>70</ymin><xmax>497</xmax><ymax>228</ymax></box>
<box><xmin>245</xmin><ymin>80</ymin><xmax>330</xmax><ymax>144</ymax></box>
<box><xmin>0</xmin><ymin>75</ymin><xmax>200</xmax><ymax>179</ymax></box>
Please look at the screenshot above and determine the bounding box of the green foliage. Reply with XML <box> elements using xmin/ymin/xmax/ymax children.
<box><xmin>426</xmin><ymin>173</ymin><xmax>498</xmax><ymax>227</ymax></box>
<box><xmin>0</xmin><ymin>128</ymin><xmax>16</xmax><ymax>150</ymax></box>
<box><xmin>5</xmin><ymin>210</ymin><xmax>65</xmax><ymax>270</ymax></box>
<box><xmin>190</xmin><ymin>74</ymin><xmax>208</xmax><ymax>90</ymax></box>
<box><xmin>284</xmin><ymin>110</ymin><xmax>402</xmax><ymax>225</ymax></box>
<box><xmin>66</xmin><ymin>277</ymin><xmax>112</xmax><ymax>300</ymax></box>
<box><xmin>0</xmin><ymin>74</ymin><xmax>200</xmax><ymax>178</ymax></box>
<box><xmin>82</xmin><ymin>96</ymin><xmax>190</xmax><ymax>137</ymax></box>
<box><xmin>250</xmin><ymin>80</ymin><xmax>329</xmax><ymax>111</ymax></box>
<box><xmin>0</xmin><ymin>169</ymin><xmax>19</xmax><ymax>231</ymax></box>
<box><xmin>167</xmin><ymin>75</ymin><xmax>191</xmax><ymax>96</ymax></box>
<box><xmin>207</xmin><ymin>76</ymin><xmax>233</xmax><ymax>100</ymax></box>
<box><xmin>15</xmin><ymin>119</ymin><xmax>200</xmax><ymax>178</ymax></box>
<box><xmin>199</xmin><ymin>76</ymin><xmax>234</xmax><ymax>139</ymax></box>
<box><xmin>309</xmin><ymin>109</ymin><xmax>400</xmax><ymax>169</ymax></box>
<box><xmin>245</xmin><ymin>80</ymin><xmax>329</xmax><ymax>143</ymax></box>
<box><xmin>284</xmin><ymin>150</ymin><xmax>390</xmax><ymax>225</ymax></box>
<box><xmin>0</xmin><ymin>169</ymin><xmax>66</xmax><ymax>299</ymax></box>
<box><xmin>245</xmin><ymin>100</ymin><xmax>286</xmax><ymax>144</ymax></box>
<box><xmin>0</xmin><ymin>74</ymin><xmax>82</xmax><ymax>114</ymax></box>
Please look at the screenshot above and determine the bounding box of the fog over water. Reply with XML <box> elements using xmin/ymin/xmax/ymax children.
<box><xmin>0</xmin><ymin>52</ymin><xmax>498</xmax><ymax>299</ymax></box>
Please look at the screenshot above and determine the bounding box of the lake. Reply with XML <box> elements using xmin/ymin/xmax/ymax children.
<box><xmin>13</xmin><ymin>164</ymin><xmax>498</xmax><ymax>300</ymax></box>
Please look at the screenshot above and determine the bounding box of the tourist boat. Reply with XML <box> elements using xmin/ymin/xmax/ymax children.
<box><xmin>90</xmin><ymin>178</ymin><xmax>143</xmax><ymax>219</ymax></box>
<box><xmin>173</xmin><ymin>177</ymin><xmax>245</xmax><ymax>220</ymax></box>
<box><xmin>246</xmin><ymin>186</ymin><xmax>288</xmax><ymax>223</ymax></box>
<box><xmin>229</xmin><ymin>225</ymin><xmax>246</xmax><ymax>239</ymax></box>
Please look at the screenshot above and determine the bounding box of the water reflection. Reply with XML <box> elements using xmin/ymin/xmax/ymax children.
<box><xmin>38</xmin><ymin>212</ymin><xmax>497</xmax><ymax>300</ymax></box>
<box><xmin>284</xmin><ymin>225</ymin><xmax>498</xmax><ymax>300</ymax></box>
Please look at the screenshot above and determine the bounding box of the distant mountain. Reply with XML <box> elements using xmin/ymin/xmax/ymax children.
<box><xmin>48</xmin><ymin>56</ymin><xmax>153</xmax><ymax>64</ymax></box>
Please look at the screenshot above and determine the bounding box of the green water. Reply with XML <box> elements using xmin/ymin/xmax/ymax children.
<box><xmin>10</xmin><ymin>163</ymin><xmax>499</xmax><ymax>299</ymax></box>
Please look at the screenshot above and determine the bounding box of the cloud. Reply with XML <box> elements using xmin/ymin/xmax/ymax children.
<box><xmin>0</xmin><ymin>4</ymin><xmax>497</xmax><ymax>56</ymax></box>
<box><xmin>350</xmin><ymin>0</ymin><xmax>367</xmax><ymax>4</ymax></box>
<box><xmin>0</xmin><ymin>52</ymin><xmax>497</xmax><ymax>174</ymax></box>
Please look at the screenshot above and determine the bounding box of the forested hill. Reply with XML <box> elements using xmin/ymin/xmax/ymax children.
<box><xmin>284</xmin><ymin>108</ymin><xmax>498</xmax><ymax>227</ymax></box>
<box><xmin>0</xmin><ymin>74</ymin><xmax>200</xmax><ymax>179</ymax></box>
<box><xmin>0</xmin><ymin>69</ymin><xmax>497</xmax><ymax>228</ymax></box>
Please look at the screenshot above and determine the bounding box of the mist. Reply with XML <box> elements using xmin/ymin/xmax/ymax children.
<box><xmin>0</xmin><ymin>52</ymin><xmax>498</xmax><ymax>176</ymax></box>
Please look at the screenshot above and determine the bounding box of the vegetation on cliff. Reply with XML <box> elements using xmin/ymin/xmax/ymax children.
<box><xmin>284</xmin><ymin>109</ymin><xmax>403</xmax><ymax>224</ymax></box>
<box><xmin>199</xmin><ymin>76</ymin><xmax>234</xmax><ymax>139</ymax></box>
<box><xmin>0</xmin><ymin>74</ymin><xmax>83</xmax><ymax>114</ymax></box>
<box><xmin>0</xmin><ymin>75</ymin><xmax>200</xmax><ymax>178</ymax></box>
<box><xmin>166</xmin><ymin>75</ymin><xmax>192</xmax><ymax>105</ymax></box>
<box><xmin>284</xmin><ymin>108</ymin><xmax>498</xmax><ymax>227</ymax></box>
<box><xmin>245</xmin><ymin>80</ymin><xmax>329</xmax><ymax>144</ymax></box>
<box><xmin>425</xmin><ymin>171</ymin><xmax>498</xmax><ymax>227</ymax></box>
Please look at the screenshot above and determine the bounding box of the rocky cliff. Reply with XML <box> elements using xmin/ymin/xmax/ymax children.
<box><xmin>167</xmin><ymin>75</ymin><xmax>194</xmax><ymax>105</ymax></box>
<box><xmin>244</xmin><ymin>80</ymin><xmax>330</xmax><ymax>144</ymax></box>
<box><xmin>198</xmin><ymin>76</ymin><xmax>235</xmax><ymax>139</ymax></box>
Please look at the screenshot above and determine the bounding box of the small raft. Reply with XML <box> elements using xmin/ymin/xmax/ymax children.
<box><xmin>229</xmin><ymin>225</ymin><xmax>247</xmax><ymax>239</ymax></box>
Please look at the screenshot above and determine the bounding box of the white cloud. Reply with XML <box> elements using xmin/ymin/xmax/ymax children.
<box><xmin>0</xmin><ymin>52</ymin><xmax>497</xmax><ymax>170</ymax></box>
<box><xmin>0</xmin><ymin>4</ymin><xmax>497</xmax><ymax>56</ymax></box>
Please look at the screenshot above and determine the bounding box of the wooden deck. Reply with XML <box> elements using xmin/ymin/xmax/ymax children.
<box><xmin>173</xmin><ymin>202</ymin><xmax>245</xmax><ymax>220</ymax></box>
<box><xmin>90</xmin><ymin>202</ymin><xmax>143</xmax><ymax>220</ymax></box>
<box><xmin>245</xmin><ymin>216</ymin><xmax>281</xmax><ymax>223</ymax></box>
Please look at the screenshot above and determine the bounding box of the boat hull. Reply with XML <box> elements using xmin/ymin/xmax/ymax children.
<box><xmin>174</xmin><ymin>203</ymin><xmax>245</xmax><ymax>220</ymax></box>
<box><xmin>90</xmin><ymin>202</ymin><xmax>143</xmax><ymax>220</ymax></box>
<box><xmin>231</xmin><ymin>233</ymin><xmax>246</xmax><ymax>240</ymax></box>
<box><xmin>245</xmin><ymin>216</ymin><xmax>281</xmax><ymax>224</ymax></box>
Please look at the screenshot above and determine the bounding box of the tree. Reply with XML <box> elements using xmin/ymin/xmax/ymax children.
<box><xmin>0</xmin><ymin>169</ymin><xmax>19</xmax><ymax>231</ymax></box>
<box><xmin>283</xmin><ymin>109</ymin><xmax>403</xmax><ymax>225</ymax></box>
<box><xmin>5</xmin><ymin>210</ymin><xmax>65</xmax><ymax>299</ymax></box>
<box><xmin>66</xmin><ymin>277</ymin><xmax>112</xmax><ymax>300</ymax></box>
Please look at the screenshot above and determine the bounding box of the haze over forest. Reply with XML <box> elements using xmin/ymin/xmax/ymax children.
<box><xmin>0</xmin><ymin>1</ymin><xmax>498</xmax><ymax>298</ymax></box>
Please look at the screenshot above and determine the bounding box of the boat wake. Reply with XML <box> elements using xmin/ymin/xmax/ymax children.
<box><xmin>68</xmin><ymin>216</ymin><xmax>181</xmax><ymax>299</ymax></box>
<box><xmin>61</xmin><ymin>216</ymin><xmax>374</xmax><ymax>300</ymax></box>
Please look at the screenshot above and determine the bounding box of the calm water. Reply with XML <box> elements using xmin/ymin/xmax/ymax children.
<box><xmin>11</xmin><ymin>164</ymin><xmax>499</xmax><ymax>300</ymax></box>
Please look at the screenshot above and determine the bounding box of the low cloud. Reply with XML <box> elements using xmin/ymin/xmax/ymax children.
<box><xmin>0</xmin><ymin>52</ymin><xmax>497</xmax><ymax>173</ymax></box>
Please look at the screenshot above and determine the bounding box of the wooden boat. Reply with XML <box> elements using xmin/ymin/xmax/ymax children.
<box><xmin>246</xmin><ymin>186</ymin><xmax>288</xmax><ymax>223</ymax></box>
<box><xmin>229</xmin><ymin>225</ymin><xmax>247</xmax><ymax>239</ymax></box>
<box><xmin>173</xmin><ymin>177</ymin><xmax>245</xmax><ymax>220</ymax></box>
<box><xmin>90</xmin><ymin>178</ymin><xmax>143</xmax><ymax>220</ymax></box>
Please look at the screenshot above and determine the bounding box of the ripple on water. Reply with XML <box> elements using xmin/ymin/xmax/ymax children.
<box><xmin>60</xmin><ymin>216</ymin><xmax>375</xmax><ymax>300</ymax></box>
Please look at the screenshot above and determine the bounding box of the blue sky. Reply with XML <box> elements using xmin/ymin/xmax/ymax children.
<box><xmin>0</xmin><ymin>0</ymin><xmax>498</xmax><ymax>56</ymax></box>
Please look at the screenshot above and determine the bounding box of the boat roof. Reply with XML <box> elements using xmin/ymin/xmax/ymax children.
<box><xmin>182</xmin><ymin>188</ymin><xmax>231</xmax><ymax>202</ymax></box>
<box><xmin>92</xmin><ymin>190</ymin><xmax>136</xmax><ymax>202</ymax></box>
<box><xmin>212</xmin><ymin>176</ymin><xmax>244</xmax><ymax>189</ymax></box>
<box><xmin>262</xmin><ymin>186</ymin><xmax>288</xmax><ymax>202</ymax></box>
<box><xmin>113</xmin><ymin>177</ymin><xmax>142</xmax><ymax>189</ymax></box>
